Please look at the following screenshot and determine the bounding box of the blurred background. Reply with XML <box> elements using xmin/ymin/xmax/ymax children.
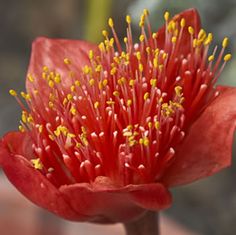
<box><xmin>0</xmin><ymin>0</ymin><xmax>236</xmax><ymax>234</ymax></box>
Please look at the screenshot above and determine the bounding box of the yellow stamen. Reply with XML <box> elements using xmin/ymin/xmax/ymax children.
<box><xmin>222</xmin><ymin>37</ymin><xmax>229</xmax><ymax>48</ymax></box>
<box><xmin>224</xmin><ymin>54</ymin><xmax>232</xmax><ymax>61</ymax></box>
<box><xmin>31</xmin><ymin>158</ymin><xmax>43</xmax><ymax>170</ymax></box>
<box><xmin>9</xmin><ymin>89</ymin><xmax>17</xmax><ymax>96</ymax></box>
<box><xmin>64</xmin><ymin>58</ymin><xmax>71</xmax><ymax>65</ymax></box>
<box><xmin>108</xmin><ymin>18</ymin><xmax>114</xmax><ymax>28</ymax></box>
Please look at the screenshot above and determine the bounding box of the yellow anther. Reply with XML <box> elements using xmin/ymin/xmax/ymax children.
<box><xmin>94</xmin><ymin>101</ymin><xmax>100</xmax><ymax>109</ymax></box>
<box><xmin>42</xmin><ymin>72</ymin><xmax>47</xmax><ymax>79</ymax></box>
<box><xmin>48</xmin><ymin>80</ymin><xmax>54</xmax><ymax>88</ymax></box>
<box><xmin>123</xmin><ymin>131</ymin><xmax>133</xmax><ymax>137</ymax></box>
<box><xmin>106</xmin><ymin>100</ymin><xmax>115</xmax><ymax>105</ymax></box>
<box><xmin>146</xmin><ymin>47</ymin><xmax>151</xmax><ymax>54</ymax></box>
<box><xmin>188</xmin><ymin>26</ymin><xmax>194</xmax><ymax>35</ymax></box>
<box><xmin>31</xmin><ymin>158</ymin><xmax>43</xmax><ymax>170</ymax></box>
<box><xmin>143</xmin><ymin>137</ymin><xmax>149</xmax><ymax>146</ymax></box>
<box><xmin>110</xmin><ymin>67</ymin><xmax>117</xmax><ymax>75</ymax></box>
<box><xmin>21</xmin><ymin>111</ymin><xmax>27</xmax><ymax>123</ymax></box>
<box><xmin>198</xmin><ymin>29</ymin><xmax>206</xmax><ymax>40</ymax></box>
<box><xmin>81</xmin><ymin>126</ymin><xmax>86</xmax><ymax>134</ymax></box>
<box><xmin>167</xmin><ymin>21</ymin><xmax>176</xmax><ymax>32</ymax></box>
<box><xmin>27</xmin><ymin>115</ymin><xmax>33</xmax><ymax>123</ymax></box>
<box><xmin>204</xmin><ymin>33</ymin><xmax>213</xmax><ymax>45</ymax></box>
<box><xmin>153</xmin><ymin>57</ymin><xmax>158</xmax><ymax>68</ymax></box>
<box><xmin>108</xmin><ymin>18</ymin><xmax>114</xmax><ymax>27</ymax></box>
<box><xmin>109</xmin><ymin>38</ymin><xmax>114</xmax><ymax>46</ymax></box>
<box><xmin>83</xmin><ymin>65</ymin><xmax>91</xmax><ymax>74</ymax></box>
<box><xmin>139</xmin><ymin>34</ymin><xmax>145</xmax><ymax>42</ymax></box>
<box><xmin>222</xmin><ymin>37</ymin><xmax>229</xmax><ymax>48</ymax></box>
<box><xmin>76</xmin><ymin>143</ymin><xmax>82</xmax><ymax>148</ymax></box>
<box><xmin>180</xmin><ymin>18</ymin><xmax>186</xmax><ymax>27</ymax></box>
<box><xmin>162</xmin><ymin>53</ymin><xmax>167</xmax><ymax>60</ymax></box>
<box><xmin>95</xmin><ymin>64</ymin><xmax>102</xmax><ymax>72</ymax></box>
<box><xmin>164</xmin><ymin>11</ymin><xmax>170</xmax><ymax>21</ymax></box>
<box><xmin>102</xmin><ymin>30</ymin><xmax>108</xmax><ymax>38</ymax></box>
<box><xmin>9</xmin><ymin>89</ymin><xmax>17</xmax><ymax>96</ymax></box>
<box><xmin>124</xmin><ymin>37</ymin><xmax>128</xmax><ymax>43</ymax></box>
<box><xmin>102</xmin><ymin>79</ymin><xmax>108</xmax><ymax>86</ymax></box>
<box><xmin>63</xmin><ymin>98</ymin><xmax>68</xmax><ymax>106</ymax></box>
<box><xmin>208</xmin><ymin>55</ymin><xmax>215</xmax><ymax>62</ymax></box>
<box><xmin>67</xmin><ymin>94</ymin><xmax>73</xmax><ymax>101</ymax></box>
<box><xmin>152</xmin><ymin>33</ymin><xmax>157</xmax><ymax>39</ymax></box>
<box><xmin>148</xmin><ymin>122</ymin><xmax>152</xmax><ymax>128</ymax></box>
<box><xmin>89</xmin><ymin>50</ymin><xmax>94</xmax><ymax>60</ymax></box>
<box><xmin>64</xmin><ymin>58</ymin><xmax>71</xmax><ymax>65</ymax></box>
<box><xmin>38</xmin><ymin>125</ymin><xmax>43</xmax><ymax>133</ymax></box>
<box><xmin>127</xmin><ymin>125</ymin><xmax>133</xmax><ymax>130</ymax></box>
<box><xmin>89</xmin><ymin>79</ymin><xmax>95</xmax><ymax>86</ymax></box>
<box><xmin>43</xmin><ymin>66</ymin><xmax>49</xmax><ymax>72</ymax></box>
<box><xmin>127</xmin><ymin>99</ymin><xmax>132</xmax><ymax>107</ymax></box>
<box><xmin>175</xmin><ymin>86</ymin><xmax>183</xmax><ymax>97</ymax></box>
<box><xmin>49</xmin><ymin>135</ymin><xmax>55</xmax><ymax>141</ymax></box>
<box><xmin>68</xmin><ymin>133</ymin><xmax>76</xmax><ymax>138</ymax></box>
<box><xmin>49</xmin><ymin>72</ymin><xmax>55</xmax><ymax>79</ymax></box>
<box><xmin>48</xmin><ymin>101</ymin><xmax>54</xmax><ymax>108</ymax></box>
<box><xmin>20</xmin><ymin>91</ymin><xmax>26</xmax><ymax>98</ymax></box>
<box><xmin>171</xmin><ymin>36</ymin><xmax>177</xmax><ymax>43</ymax></box>
<box><xmin>54</xmin><ymin>74</ymin><xmax>61</xmax><ymax>83</ymax></box>
<box><xmin>113</xmin><ymin>91</ymin><xmax>120</xmax><ymax>97</ymax></box>
<box><xmin>136</xmin><ymin>51</ymin><xmax>141</xmax><ymax>60</ymax></box>
<box><xmin>70</xmin><ymin>85</ymin><xmax>76</xmax><ymax>92</ymax></box>
<box><xmin>129</xmin><ymin>79</ymin><xmax>135</xmax><ymax>87</ymax></box>
<box><xmin>143</xmin><ymin>9</ymin><xmax>149</xmax><ymax>16</ymax></box>
<box><xmin>139</xmin><ymin>63</ymin><xmax>143</xmax><ymax>72</ymax></box>
<box><xmin>224</xmin><ymin>54</ymin><xmax>232</xmax><ymax>62</ymax></box>
<box><xmin>150</xmin><ymin>79</ymin><xmax>157</xmax><ymax>87</ymax></box>
<box><xmin>19</xmin><ymin>125</ymin><xmax>25</xmax><ymax>132</ymax></box>
<box><xmin>70</xmin><ymin>107</ymin><xmax>77</xmax><ymax>115</ymax></box>
<box><xmin>99</xmin><ymin>42</ymin><xmax>105</xmax><ymax>52</ymax></box>
<box><xmin>139</xmin><ymin>138</ymin><xmax>144</xmax><ymax>145</ymax></box>
<box><xmin>75</xmin><ymin>80</ymin><xmax>81</xmax><ymax>86</ymax></box>
<box><xmin>139</xmin><ymin>14</ymin><xmax>145</xmax><ymax>27</ymax></box>
<box><xmin>126</xmin><ymin>15</ymin><xmax>131</xmax><ymax>24</ymax></box>
<box><xmin>154</xmin><ymin>121</ymin><xmax>160</xmax><ymax>129</ymax></box>
<box><xmin>143</xmin><ymin>92</ymin><xmax>149</xmax><ymax>100</ymax></box>
<box><xmin>27</xmin><ymin>74</ymin><xmax>34</xmax><ymax>82</ymax></box>
<box><xmin>193</xmin><ymin>38</ymin><xmax>198</xmax><ymax>48</ymax></box>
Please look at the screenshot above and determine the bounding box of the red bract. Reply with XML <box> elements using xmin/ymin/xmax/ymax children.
<box><xmin>0</xmin><ymin>8</ymin><xmax>235</xmax><ymax>223</ymax></box>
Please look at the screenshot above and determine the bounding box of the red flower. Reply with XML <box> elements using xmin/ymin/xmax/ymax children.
<box><xmin>0</xmin><ymin>8</ymin><xmax>235</xmax><ymax>223</ymax></box>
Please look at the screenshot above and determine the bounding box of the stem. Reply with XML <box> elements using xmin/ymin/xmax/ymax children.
<box><xmin>84</xmin><ymin>0</ymin><xmax>113</xmax><ymax>43</ymax></box>
<box><xmin>123</xmin><ymin>211</ymin><xmax>159</xmax><ymax>235</ymax></box>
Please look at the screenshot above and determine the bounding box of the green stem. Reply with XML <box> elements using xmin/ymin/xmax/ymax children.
<box><xmin>123</xmin><ymin>211</ymin><xmax>159</xmax><ymax>235</ymax></box>
<box><xmin>84</xmin><ymin>0</ymin><xmax>112</xmax><ymax>43</ymax></box>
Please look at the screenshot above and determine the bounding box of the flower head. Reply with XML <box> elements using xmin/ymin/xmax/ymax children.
<box><xmin>0</xmin><ymin>8</ymin><xmax>236</xmax><ymax>223</ymax></box>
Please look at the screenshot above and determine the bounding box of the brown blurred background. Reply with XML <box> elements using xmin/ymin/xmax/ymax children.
<box><xmin>0</xmin><ymin>0</ymin><xmax>236</xmax><ymax>234</ymax></box>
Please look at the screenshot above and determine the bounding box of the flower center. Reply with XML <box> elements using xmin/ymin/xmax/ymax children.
<box><xmin>9</xmin><ymin>10</ymin><xmax>231</xmax><ymax>187</ymax></box>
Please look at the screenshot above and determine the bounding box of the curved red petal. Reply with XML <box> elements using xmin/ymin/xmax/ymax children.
<box><xmin>1</xmin><ymin>131</ymin><xmax>33</xmax><ymax>161</ymax></box>
<box><xmin>26</xmin><ymin>37</ymin><xmax>98</xmax><ymax>96</ymax></box>
<box><xmin>156</xmin><ymin>8</ymin><xmax>201</xmax><ymax>54</ymax></box>
<box><xmin>60</xmin><ymin>176</ymin><xmax>171</xmax><ymax>223</ymax></box>
<box><xmin>162</xmin><ymin>86</ymin><xmax>236</xmax><ymax>187</ymax></box>
<box><xmin>0</xmin><ymin>135</ymin><xmax>89</xmax><ymax>221</ymax></box>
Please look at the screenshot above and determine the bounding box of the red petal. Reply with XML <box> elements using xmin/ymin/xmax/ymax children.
<box><xmin>155</xmin><ymin>8</ymin><xmax>201</xmax><ymax>54</ymax></box>
<box><xmin>26</xmin><ymin>37</ymin><xmax>98</xmax><ymax>96</ymax></box>
<box><xmin>60</xmin><ymin>176</ymin><xmax>171</xmax><ymax>223</ymax></box>
<box><xmin>162</xmin><ymin>86</ymin><xmax>236</xmax><ymax>187</ymax></box>
<box><xmin>0</xmin><ymin>134</ymin><xmax>89</xmax><ymax>221</ymax></box>
<box><xmin>1</xmin><ymin>131</ymin><xmax>33</xmax><ymax>161</ymax></box>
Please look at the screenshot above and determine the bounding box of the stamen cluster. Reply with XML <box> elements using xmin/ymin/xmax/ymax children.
<box><xmin>9</xmin><ymin>10</ymin><xmax>231</xmax><ymax>187</ymax></box>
